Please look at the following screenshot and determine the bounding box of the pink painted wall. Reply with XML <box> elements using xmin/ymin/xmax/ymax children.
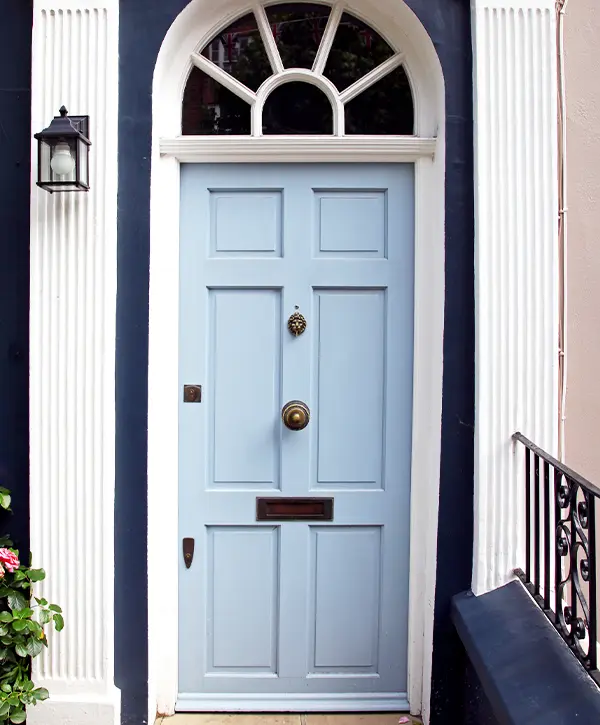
<box><xmin>565</xmin><ymin>0</ymin><xmax>600</xmax><ymax>481</ymax></box>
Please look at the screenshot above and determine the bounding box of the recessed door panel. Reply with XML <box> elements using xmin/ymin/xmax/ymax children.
<box><xmin>209</xmin><ymin>289</ymin><xmax>282</xmax><ymax>489</ymax></box>
<box><xmin>314</xmin><ymin>190</ymin><xmax>387</xmax><ymax>257</ymax></box>
<box><xmin>313</xmin><ymin>290</ymin><xmax>386</xmax><ymax>489</ymax></box>
<box><xmin>179</xmin><ymin>164</ymin><xmax>414</xmax><ymax>710</ymax></box>
<box><xmin>210</xmin><ymin>190</ymin><xmax>283</xmax><ymax>256</ymax></box>
<box><xmin>309</xmin><ymin>526</ymin><xmax>382</xmax><ymax>673</ymax></box>
<box><xmin>207</xmin><ymin>526</ymin><xmax>280</xmax><ymax>673</ymax></box>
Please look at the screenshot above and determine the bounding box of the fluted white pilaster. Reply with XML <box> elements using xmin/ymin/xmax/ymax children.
<box><xmin>472</xmin><ymin>0</ymin><xmax>559</xmax><ymax>594</ymax></box>
<box><xmin>29</xmin><ymin>1</ymin><xmax>119</xmax><ymax>723</ymax></box>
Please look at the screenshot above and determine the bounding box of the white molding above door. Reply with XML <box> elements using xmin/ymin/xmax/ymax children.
<box><xmin>159</xmin><ymin>136</ymin><xmax>437</xmax><ymax>163</ymax></box>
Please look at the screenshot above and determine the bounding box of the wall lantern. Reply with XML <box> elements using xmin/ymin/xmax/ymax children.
<box><xmin>34</xmin><ymin>106</ymin><xmax>91</xmax><ymax>193</ymax></box>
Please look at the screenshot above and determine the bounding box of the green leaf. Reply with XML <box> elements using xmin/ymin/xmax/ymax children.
<box><xmin>26</xmin><ymin>570</ymin><xmax>45</xmax><ymax>583</ymax></box>
<box><xmin>0</xmin><ymin>494</ymin><xmax>11</xmax><ymax>512</ymax></box>
<box><xmin>48</xmin><ymin>604</ymin><xmax>62</xmax><ymax>614</ymax></box>
<box><xmin>39</xmin><ymin>610</ymin><xmax>52</xmax><ymax>625</ymax></box>
<box><xmin>13</xmin><ymin>610</ymin><xmax>32</xmax><ymax>621</ymax></box>
<box><xmin>0</xmin><ymin>616</ymin><xmax>11</xmax><ymax>625</ymax></box>
<box><xmin>10</xmin><ymin>710</ymin><xmax>26</xmax><ymax>724</ymax></box>
<box><xmin>10</xmin><ymin>623</ymin><xmax>26</xmax><ymax>633</ymax></box>
<box><xmin>6</xmin><ymin>593</ymin><xmax>26</xmax><ymax>612</ymax></box>
<box><xmin>25</xmin><ymin>638</ymin><xmax>43</xmax><ymax>658</ymax></box>
<box><xmin>53</xmin><ymin>613</ymin><xmax>64</xmax><ymax>632</ymax></box>
<box><xmin>32</xmin><ymin>687</ymin><xmax>49</xmax><ymax>701</ymax></box>
<box><xmin>0</xmin><ymin>701</ymin><xmax>9</xmax><ymax>717</ymax></box>
<box><xmin>13</xmin><ymin>645</ymin><xmax>26</xmax><ymax>659</ymax></box>
<box><xmin>34</xmin><ymin>598</ymin><xmax>48</xmax><ymax>607</ymax></box>
<box><xmin>0</xmin><ymin>649</ymin><xmax>9</xmax><ymax>661</ymax></box>
<box><xmin>0</xmin><ymin>686</ymin><xmax>10</xmax><ymax>695</ymax></box>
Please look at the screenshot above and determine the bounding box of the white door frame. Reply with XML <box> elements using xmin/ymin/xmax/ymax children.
<box><xmin>147</xmin><ymin>1</ymin><xmax>446</xmax><ymax>721</ymax></box>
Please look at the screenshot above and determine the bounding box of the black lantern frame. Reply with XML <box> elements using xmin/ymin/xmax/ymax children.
<box><xmin>34</xmin><ymin>106</ymin><xmax>91</xmax><ymax>193</ymax></box>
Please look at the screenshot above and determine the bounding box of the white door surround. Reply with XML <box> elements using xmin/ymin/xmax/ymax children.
<box><xmin>24</xmin><ymin>0</ymin><xmax>561</xmax><ymax>723</ymax></box>
<box><xmin>148</xmin><ymin>1</ymin><xmax>446</xmax><ymax>722</ymax></box>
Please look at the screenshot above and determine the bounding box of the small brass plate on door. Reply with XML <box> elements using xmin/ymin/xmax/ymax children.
<box><xmin>256</xmin><ymin>497</ymin><xmax>334</xmax><ymax>521</ymax></box>
<box><xmin>183</xmin><ymin>385</ymin><xmax>202</xmax><ymax>403</ymax></box>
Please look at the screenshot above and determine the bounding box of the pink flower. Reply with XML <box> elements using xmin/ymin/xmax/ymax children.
<box><xmin>0</xmin><ymin>549</ymin><xmax>19</xmax><ymax>573</ymax></box>
<box><xmin>0</xmin><ymin>564</ymin><xmax>5</xmax><ymax>579</ymax></box>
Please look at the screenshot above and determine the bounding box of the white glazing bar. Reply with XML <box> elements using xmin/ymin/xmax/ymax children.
<box><xmin>312</xmin><ymin>2</ymin><xmax>344</xmax><ymax>75</ymax></box>
<box><xmin>254</xmin><ymin>3</ymin><xmax>284</xmax><ymax>74</ymax></box>
<box><xmin>471</xmin><ymin>0</ymin><xmax>558</xmax><ymax>595</ymax></box>
<box><xmin>339</xmin><ymin>53</ymin><xmax>405</xmax><ymax>104</ymax></box>
<box><xmin>190</xmin><ymin>52</ymin><xmax>256</xmax><ymax>105</ymax></box>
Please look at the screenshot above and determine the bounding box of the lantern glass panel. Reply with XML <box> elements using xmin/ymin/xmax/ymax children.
<box><xmin>39</xmin><ymin>140</ymin><xmax>52</xmax><ymax>184</ymax></box>
<box><xmin>77</xmin><ymin>138</ymin><xmax>89</xmax><ymax>187</ymax></box>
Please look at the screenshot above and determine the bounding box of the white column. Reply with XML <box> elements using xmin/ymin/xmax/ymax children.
<box><xmin>472</xmin><ymin>0</ymin><xmax>559</xmax><ymax>594</ymax></box>
<box><xmin>29</xmin><ymin>1</ymin><xmax>119</xmax><ymax>723</ymax></box>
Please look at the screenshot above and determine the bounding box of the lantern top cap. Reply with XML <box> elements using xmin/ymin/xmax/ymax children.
<box><xmin>34</xmin><ymin>106</ymin><xmax>91</xmax><ymax>145</ymax></box>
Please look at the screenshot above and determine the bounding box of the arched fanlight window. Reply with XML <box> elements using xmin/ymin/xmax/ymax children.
<box><xmin>181</xmin><ymin>2</ymin><xmax>414</xmax><ymax>136</ymax></box>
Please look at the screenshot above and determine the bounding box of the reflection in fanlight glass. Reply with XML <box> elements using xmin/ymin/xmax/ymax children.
<box><xmin>181</xmin><ymin>3</ymin><xmax>414</xmax><ymax>136</ymax></box>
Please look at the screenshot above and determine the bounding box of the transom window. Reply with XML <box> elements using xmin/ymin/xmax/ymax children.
<box><xmin>182</xmin><ymin>2</ymin><xmax>414</xmax><ymax>136</ymax></box>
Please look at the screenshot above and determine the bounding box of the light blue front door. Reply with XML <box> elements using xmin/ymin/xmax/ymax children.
<box><xmin>178</xmin><ymin>163</ymin><xmax>414</xmax><ymax>711</ymax></box>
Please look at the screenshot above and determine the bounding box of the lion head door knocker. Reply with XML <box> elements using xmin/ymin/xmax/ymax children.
<box><xmin>287</xmin><ymin>307</ymin><xmax>307</xmax><ymax>337</ymax></box>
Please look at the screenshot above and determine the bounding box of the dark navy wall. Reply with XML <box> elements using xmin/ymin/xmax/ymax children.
<box><xmin>0</xmin><ymin>1</ymin><xmax>33</xmax><ymax>557</ymax></box>
<box><xmin>116</xmin><ymin>1</ymin><xmax>473</xmax><ymax>723</ymax></box>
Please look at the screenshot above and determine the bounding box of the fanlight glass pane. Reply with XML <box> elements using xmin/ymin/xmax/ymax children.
<box><xmin>182</xmin><ymin>66</ymin><xmax>251</xmax><ymax>135</ymax></box>
<box><xmin>263</xmin><ymin>82</ymin><xmax>332</xmax><ymax>134</ymax></box>
<box><xmin>265</xmin><ymin>3</ymin><xmax>331</xmax><ymax>69</ymax></box>
<box><xmin>345</xmin><ymin>66</ymin><xmax>414</xmax><ymax>134</ymax></box>
<box><xmin>202</xmin><ymin>12</ymin><xmax>271</xmax><ymax>92</ymax></box>
<box><xmin>324</xmin><ymin>12</ymin><xmax>394</xmax><ymax>92</ymax></box>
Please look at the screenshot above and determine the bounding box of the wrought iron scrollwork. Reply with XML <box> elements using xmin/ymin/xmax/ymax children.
<box><xmin>555</xmin><ymin>476</ymin><xmax>596</xmax><ymax>666</ymax></box>
<box><xmin>513</xmin><ymin>432</ymin><xmax>599</xmax><ymax>686</ymax></box>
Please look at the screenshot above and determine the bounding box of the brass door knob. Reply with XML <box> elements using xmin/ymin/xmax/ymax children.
<box><xmin>282</xmin><ymin>400</ymin><xmax>310</xmax><ymax>431</ymax></box>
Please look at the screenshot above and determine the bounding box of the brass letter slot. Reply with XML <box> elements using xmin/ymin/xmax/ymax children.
<box><xmin>256</xmin><ymin>497</ymin><xmax>334</xmax><ymax>522</ymax></box>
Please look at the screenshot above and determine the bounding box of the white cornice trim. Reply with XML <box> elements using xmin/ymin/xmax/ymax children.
<box><xmin>159</xmin><ymin>135</ymin><xmax>437</xmax><ymax>162</ymax></box>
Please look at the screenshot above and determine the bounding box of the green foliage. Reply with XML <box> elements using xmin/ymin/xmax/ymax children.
<box><xmin>0</xmin><ymin>490</ymin><xmax>62</xmax><ymax>723</ymax></box>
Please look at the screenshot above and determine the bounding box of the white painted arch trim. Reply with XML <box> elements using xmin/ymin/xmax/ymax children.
<box><xmin>148</xmin><ymin>2</ymin><xmax>445</xmax><ymax>724</ymax></box>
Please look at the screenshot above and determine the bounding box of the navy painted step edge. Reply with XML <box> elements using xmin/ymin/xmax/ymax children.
<box><xmin>452</xmin><ymin>580</ymin><xmax>600</xmax><ymax>725</ymax></box>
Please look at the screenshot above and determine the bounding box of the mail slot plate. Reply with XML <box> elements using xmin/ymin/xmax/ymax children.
<box><xmin>256</xmin><ymin>497</ymin><xmax>334</xmax><ymax>521</ymax></box>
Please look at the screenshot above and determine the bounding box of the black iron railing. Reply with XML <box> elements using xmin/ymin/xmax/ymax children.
<box><xmin>513</xmin><ymin>433</ymin><xmax>600</xmax><ymax>685</ymax></box>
